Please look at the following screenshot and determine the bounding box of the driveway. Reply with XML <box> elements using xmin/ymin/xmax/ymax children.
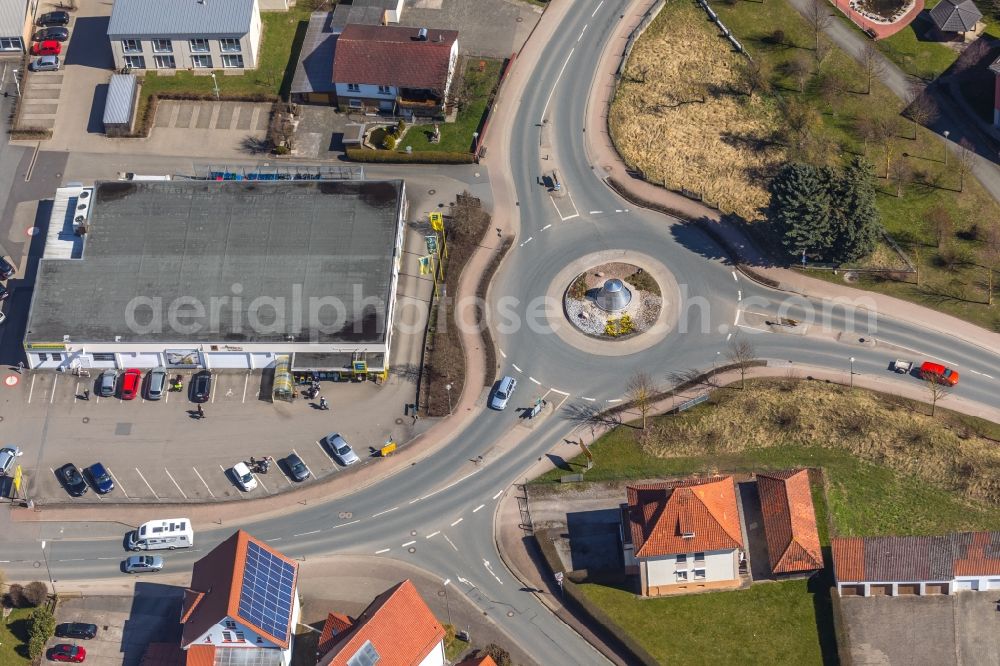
<box><xmin>840</xmin><ymin>592</ymin><xmax>1000</xmax><ymax>665</ymax></box>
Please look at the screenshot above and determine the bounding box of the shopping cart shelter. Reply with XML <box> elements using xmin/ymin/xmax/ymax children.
<box><xmin>24</xmin><ymin>179</ymin><xmax>407</xmax><ymax>375</ymax></box>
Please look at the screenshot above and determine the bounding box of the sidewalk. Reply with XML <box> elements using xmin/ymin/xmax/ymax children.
<box><xmin>583</xmin><ymin>0</ymin><xmax>1000</xmax><ymax>355</ymax></box>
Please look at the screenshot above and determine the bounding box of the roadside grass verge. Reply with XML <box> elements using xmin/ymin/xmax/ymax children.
<box><xmin>537</xmin><ymin>379</ymin><xmax>1000</xmax><ymax>536</ymax></box>
<box><xmin>0</xmin><ymin>607</ymin><xmax>32</xmax><ymax>664</ymax></box>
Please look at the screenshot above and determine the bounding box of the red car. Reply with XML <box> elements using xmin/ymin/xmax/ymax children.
<box><xmin>49</xmin><ymin>644</ymin><xmax>86</xmax><ymax>662</ymax></box>
<box><xmin>920</xmin><ymin>361</ymin><xmax>959</xmax><ymax>386</ymax></box>
<box><xmin>120</xmin><ymin>368</ymin><xmax>142</xmax><ymax>400</ymax></box>
<box><xmin>31</xmin><ymin>40</ymin><xmax>61</xmax><ymax>56</ymax></box>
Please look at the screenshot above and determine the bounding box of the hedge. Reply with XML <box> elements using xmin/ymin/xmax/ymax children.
<box><xmin>28</xmin><ymin>606</ymin><xmax>55</xmax><ymax>659</ymax></box>
<box><xmin>9</xmin><ymin>128</ymin><xmax>53</xmax><ymax>140</ymax></box>
<box><xmin>345</xmin><ymin>148</ymin><xmax>476</xmax><ymax>164</ymax></box>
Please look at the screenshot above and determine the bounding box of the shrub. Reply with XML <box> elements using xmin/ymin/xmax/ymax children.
<box><xmin>21</xmin><ymin>581</ymin><xmax>48</xmax><ymax>607</ymax></box>
<box><xmin>345</xmin><ymin>148</ymin><xmax>475</xmax><ymax>164</ymax></box>
<box><xmin>483</xmin><ymin>644</ymin><xmax>511</xmax><ymax>666</ymax></box>
<box><xmin>766</xmin><ymin>29</ymin><xmax>786</xmax><ymax>45</ymax></box>
<box><xmin>28</xmin><ymin>606</ymin><xmax>56</xmax><ymax>659</ymax></box>
<box><xmin>569</xmin><ymin>274</ymin><xmax>588</xmax><ymax>299</ymax></box>
<box><xmin>627</xmin><ymin>269</ymin><xmax>660</xmax><ymax>296</ymax></box>
<box><xmin>396</xmin><ymin>119</ymin><xmax>406</xmax><ymax>134</ymax></box>
<box><xmin>4</xmin><ymin>583</ymin><xmax>23</xmax><ymax>608</ymax></box>
<box><xmin>274</xmin><ymin>145</ymin><xmax>290</xmax><ymax>155</ymax></box>
<box><xmin>381</xmin><ymin>134</ymin><xmax>397</xmax><ymax>150</ymax></box>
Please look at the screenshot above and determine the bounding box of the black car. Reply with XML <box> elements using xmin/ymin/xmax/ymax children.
<box><xmin>85</xmin><ymin>462</ymin><xmax>114</xmax><ymax>494</ymax></box>
<box><xmin>0</xmin><ymin>256</ymin><xmax>14</xmax><ymax>280</ymax></box>
<box><xmin>37</xmin><ymin>11</ymin><xmax>70</xmax><ymax>27</ymax></box>
<box><xmin>55</xmin><ymin>622</ymin><xmax>98</xmax><ymax>640</ymax></box>
<box><xmin>34</xmin><ymin>27</ymin><xmax>69</xmax><ymax>42</ymax></box>
<box><xmin>191</xmin><ymin>371</ymin><xmax>212</xmax><ymax>403</ymax></box>
<box><xmin>285</xmin><ymin>453</ymin><xmax>310</xmax><ymax>481</ymax></box>
<box><xmin>57</xmin><ymin>463</ymin><xmax>88</xmax><ymax>497</ymax></box>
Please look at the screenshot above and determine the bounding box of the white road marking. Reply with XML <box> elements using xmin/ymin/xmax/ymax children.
<box><xmin>266</xmin><ymin>538</ymin><xmax>282</xmax><ymax>542</ymax></box>
<box><xmin>732</xmin><ymin>271</ymin><xmax>738</xmax><ymax>281</ymax></box>
<box><xmin>373</xmin><ymin>506</ymin><xmax>399</xmax><ymax>518</ymax></box>
<box><xmin>589</xmin><ymin>210</ymin><xmax>603</xmax><ymax>214</ymax></box>
<box><xmin>738</xmin><ymin>290</ymin><xmax>742</xmax><ymax>301</ymax></box>
<box><xmin>294</xmin><ymin>530</ymin><xmax>320</xmax><ymax>537</ymax></box>
<box><xmin>492</xmin><ymin>490</ymin><xmax>504</xmax><ymax>500</ymax></box>
<box><xmin>375</xmin><ymin>548</ymin><xmax>390</xmax><ymax>554</ymax></box>
<box><xmin>726</xmin><ymin>332</ymin><xmax>733</xmax><ymax>341</ymax></box>
<box><xmin>409</xmin><ymin>497</ymin><xmax>421</xmax><ymax>504</ymax></box>
<box><xmin>549</xmin><ymin>387</ymin><xmax>570</xmax><ymax>396</ymax></box>
<box><xmin>733</xmin><ymin>309</ymin><xmax>740</xmax><ymax>326</ymax></box>
<box><xmin>451</xmin><ymin>517</ymin><xmax>464</xmax><ymax>527</ymax></box>
<box><xmin>401</xmin><ymin>540</ymin><xmax>416</xmax><ymax>547</ymax></box>
<box><xmin>416</xmin><ymin>467</ymin><xmax>483</xmax><ymax>502</ymax></box>
<box><xmin>473</xmin><ymin>504</ymin><xmax>485</xmax><ymax>513</ymax></box>
<box><xmin>499</xmin><ymin>348</ymin><xmax>507</xmax><ymax>358</ymax></box>
<box><xmin>59</xmin><ymin>558</ymin><xmax>85</xmax><ymax>562</ymax></box>
<box><xmin>192</xmin><ymin>467</ymin><xmax>215</xmax><ymax>498</ymax></box>
<box><xmin>164</xmin><ymin>468</ymin><xmax>187</xmax><ymax>499</ymax></box>
<box><xmin>581</xmin><ymin>396</ymin><xmax>596</xmax><ymax>402</ymax></box>
<box><xmin>541</xmin><ymin>47</ymin><xmax>574</xmax><ymax>121</ymax></box>
<box><xmin>443</xmin><ymin>535</ymin><xmax>459</xmax><ymax>551</ymax></box>
<box><xmin>483</xmin><ymin>559</ymin><xmax>504</xmax><ymax>585</ymax></box>
<box><xmin>50</xmin><ymin>375</ymin><xmax>58</xmax><ymax>403</ymax></box>
<box><xmin>512</xmin><ymin>364</ymin><xmax>522</xmax><ymax>373</ymax></box>
<box><xmin>242</xmin><ymin>373</ymin><xmax>249</xmax><ymax>403</ymax></box>
<box><xmin>607</xmin><ymin>398</ymin><xmax>622</xmax><ymax>403</ymax></box>
<box><xmin>877</xmin><ymin>342</ymin><xmax>959</xmax><ymax>367</ymax></box>
<box><xmin>290</xmin><ymin>448</ymin><xmax>313</xmax><ymax>480</ymax></box>
<box><xmin>73</xmin><ymin>381</ymin><xmax>79</xmax><ymax>403</ymax></box>
<box><xmin>331</xmin><ymin>520</ymin><xmax>360</xmax><ymax>529</ymax></box>
<box><xmin>541</xmin><ymin>224</ymin><xmax>552</xmax><ymax>231</ymax></box>
<box><xmin>426</xmin><ymin>531</ymin><xmax>441</xmax><ymax>539</ymax></box>
<box><xmin>529</xmin><ymin>376</ymin><xmax>541</xmax><ymax>385</ymax></box>
<box><xmin>592</xmin><ymin>1</ymin><xmax>604</xmax><ymax>17</ymax></box>
<box><xmin>256</xmin><ymin>475</ymin><xmax>270</xmax><ymax>494</ymax></box>
<box><xmin>27</xmin><ymin>375</ymin><xmax>36</xmax><ymax>403</ymax></box>
<box><xmin>226</xmin><ymin>387</ymin><xmax>233</xmax><ymax>398</ymax></box>
<box><xmin>107</xmin><ymin>468</ymin><xmax>128</xmax><ymax>498</ymax></box>
<box><xmin>520</xmin><ymin>236</ymin><xmax>534</xmax><ymax>247</ymax></box>
<box><xmin>577</xmin><ymin>24</ymin><xmax>588</xmax><ymax>41</ymax></box>
<box><xmin>615</xmin><ymin>209</ymin><xmax>623</xmax><ymax>213</ymax></box>
<box><xmin>135</xmin><ymin>468</ymin><xmax>158</xmax><ymax>498</ymax></box>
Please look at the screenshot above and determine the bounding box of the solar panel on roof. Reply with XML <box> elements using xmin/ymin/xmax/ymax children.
<box><xmin>238</xmin><ymin>541</ymin><xmax>296</xmax><ymax>642</ymax></box>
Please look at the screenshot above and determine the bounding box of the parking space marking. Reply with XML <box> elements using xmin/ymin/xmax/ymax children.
<box><xmin>49</xmin><ymin>375</ymin><xmax>58</xmax><ymax>403</ymax></box>
<box><xmin>443</xmin><ymin>535</ymin><xmax>459</xmax><ymax>551</ymax></box>
<box><xmin>426</xmin><ymin>531</ymin><xmax>440</xmax><ymax>539</ymax></box>
<box><xmin>291</xmin><ymin>448</ymin><xmax>313</xmax><ymax>480</ymax></box>
<box><xmin>164</xmin><ymin>469</ymin><xmax>187</xmax><ymax>499</ymax></box>
<box><xmin>73</xmin><ymin>381</ymin><xmax>79</xmax><ymax>403</ymax></box>
<box><xmin>242</xmin><ymin>373</ymin><xmax>249</xmax><ymax>403</ymax></box>
<box><xmin>211</xmin><ymin>378</ymin><xmax>217</xmax><ymax>403</ymax></box>
<box><xmin>256</xmin><ymin>475</ymin><xmax>270</xmax><ymax>494</ymax></box>
<box><xmin>192</xmin><ymin>467</ymin><xmax>215</xmax><ymax>498</ymax></box>
<box><xmin>315</xmin><ymin>440</ymin><xmax>337</xmax><ymax>471</ymax></box>
<box><xmin>27</xmin><ymin>375</ymin><xmax>35</xmax><ymax>403</ymax></box>
<box><xmin>134</xmin><ymin>468</ymin><xmax>158</xmax><ymax>498</ymax></box>
<box><xmin>107</xmin><ymin>468</ymin><xmax>129</xmax><ymax>498</ymax></box>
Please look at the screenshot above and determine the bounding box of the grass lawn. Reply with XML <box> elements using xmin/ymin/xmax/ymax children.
<box><xmin>536</xmin><ymin>380</ymin><xmax>1000</xmax><ymax>536</ymax></box>
<box><xmin>0</xmin><ymin>607</ymin><xmax>33</xmax><ymax>664</ymax></box>
<box><xmin>578</xmin><ymin>578</ymin><xmax>837</xmax><ymax>665</ymax></box>
<box><xmin>398</xmin><ymin>58</ymin><xmax>504</xmax><ymax>153</ymax></box>
<box><xmin>865</xmin><ymin>0</ymin><xmax>961</xmax><ymax>81</ymax></box>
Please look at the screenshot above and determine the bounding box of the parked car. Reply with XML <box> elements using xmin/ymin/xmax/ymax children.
<box><xmin>146</xmin><ymin>367</ymin><xmax>167</xmax><ymax>400</ymax></box>
<box><xmin>191</xmin><ymin>370</ymin><xmax>212</xmax><ymax>402</ymax></box>
<box><xmin>0</xmin><ymin>256</ymin><xmax>15</xmax><ymax>279</ymax></box>
<box><xmin>85</xmin><ymin>462</ymin><xmax>114</xmax><ymax>494</ymax></box>
<box><xmin>97</xmin><ymin>370</ymin><xmax>117</xmax><ymax>397</ymax></box>
<box><xmin>490</xmin><ymin>375</ymin><xmax>517</xmax><ymax>410</ymax></box>
<box><xmin>48</xmin><ymin>644</ymin><xmax>86</xmax><ymax>662</ymax></box>
<box><xmin>37</xmin><ymin>11</ymin><xmax>70</xmax><ymax>27</ymax></box>
<box><xmin>232</xmin><ymin>461</ymin><xmax>258</xmax><ymax>491</ymax></box>
<box><xmin>0</xmin><ymin>285</ymin><xmax>8</xmax><ymax>301</ymax></box>
<box><xmin>31</xmin><ymin>40</ymin><xmax>61</xmax><ymax>56</ymax></box>
<box><xmin>55</xmin><ymin>623</ymin><xmax>98</xmax><ymax>640</ymax></box>
<box><xmin>29</xmin><ymin>55</ymin><xmax>60</xmax><ymax>72</ymax></box>
<box><xmin>57</xmin><ymin>463</ymin><xmax>88</xmax><ymax>496</ymax></box>
<box><xmin>919</xmin><ymin>361</ymin><xmax>959</xmax><ymax>386</ymax></box>
<box><xmin>34</xmin><ymin>27</ymin><xmax>69</xmax><ymax>42</ymax></box>
<box><xmin>0</xmin><ymin>445</ymin><xmax>21</xmax><ymax>476</ymax></box>
<box><xmin>285</xmin><ymin>453</ymin><xmax>310</xmax><ymax>481</ymax></box>
<box><xmin>324</xmin><ymin>433</ymin><xmax>359</xmax><ymax>466</ymax></box>
<box><xmin>120</xmin><ymin>368</ymin><xmax>141</xmax><ymax>400</ymax></box>
<box><xmin>124</xmin><ymin>555</ymin><xmax>163</xmax><ymax>573</ymax></box>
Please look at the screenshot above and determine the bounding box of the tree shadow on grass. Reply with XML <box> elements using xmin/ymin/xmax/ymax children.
<box><xmin>8</xmin><ymin>616</ymin><xmax>32</xmax><ymax>659</ymax></box>
<box><xmin>808</xmin><ymin>554</ymin><xmax>841</xmax><ymax>665</ymax></box>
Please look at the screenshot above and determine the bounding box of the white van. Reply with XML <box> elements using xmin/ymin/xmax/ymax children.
<box><xmin>127</xmin><ymin>518</ymin><xmax>194</xmax><ymax>551</ymax></box>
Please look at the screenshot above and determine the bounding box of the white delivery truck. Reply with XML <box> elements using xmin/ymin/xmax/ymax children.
<box><xmin>127</xmin><ymin>518</ymin><xmax>194</xmax><ymax>551</ymax></box>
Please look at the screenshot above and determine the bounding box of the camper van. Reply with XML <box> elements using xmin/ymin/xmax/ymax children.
<box><xmin>127</xmin><ymin>518</ymin><xmax>194</xmax><ymax>551</ymax></box>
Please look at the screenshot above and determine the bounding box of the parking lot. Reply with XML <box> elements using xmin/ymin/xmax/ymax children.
<box><xmin>0</xmin><ymin>367</ymin><xmax>429</xmax><ymax>505</ymax></box>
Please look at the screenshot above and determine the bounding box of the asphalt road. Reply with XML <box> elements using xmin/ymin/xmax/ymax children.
<box><xmin>3</xmin><ymin>0</ymin><xmax>1000</xmax><ymax>664</ymax></box>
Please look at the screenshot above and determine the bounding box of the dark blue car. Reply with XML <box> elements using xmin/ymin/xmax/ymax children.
<box><xmin>86</xmin><ymin>462</ymin><xmax>114</xmax><ymax>494</ymax></box>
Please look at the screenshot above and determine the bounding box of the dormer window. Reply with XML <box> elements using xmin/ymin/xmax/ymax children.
<box><xmin>682</xmin><ymin>531</ymin><xmax>695</xmax><ymax>538</ymax></box>
<box><xmin>224</xmin><ymin>620</ymin><xmax>237</xmax><ymax>630</ymax></box>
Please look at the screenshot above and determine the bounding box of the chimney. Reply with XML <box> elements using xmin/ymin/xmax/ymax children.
<box><xmin>416</xmin><ymin>27</ymin><xmax>428</xmax><ymax>41</ymax></box>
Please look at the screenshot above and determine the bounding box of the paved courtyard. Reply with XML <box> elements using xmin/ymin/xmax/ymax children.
<box><xmin>401</xmin><ymin>0</ymin><xmax>542</xmax><ymax>58</ymax></box>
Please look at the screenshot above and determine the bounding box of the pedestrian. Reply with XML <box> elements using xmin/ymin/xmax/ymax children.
<box><xmin>197</xmin><ymin>404</ymin><xmax>205</xmax><ymax>419</ymax></box>
<box><xmin>83</xmin><ymin>389</ymin><xmax>90</xmax><ymax>401</ymax></box>
<box><xmin>16</xmin><ymin>361</ymin><xmax>24</xmax><ymax>374</ymax></box>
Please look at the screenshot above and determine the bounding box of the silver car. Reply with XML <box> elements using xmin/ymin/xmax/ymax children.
<box><xmin>490</xmin><ymin>375</ymin><xmax>517</xmax><ymax>410</ymax></box>
<box><xmin>124</xmin><ymin>555</ymin><xmax>163</xmax><ymax>573</ymax></box>
<box><xmin>98</xmin><ymin>370</ymin><xmax>117</xmax><ymax>397</ymax></box>
<box><xmin>146</xmin><ymin>367</ymin><xmax>167</xmax><ymax>400</ymax></box>
<box><xmin>324</xmin><ymin>433</ymin><xmax>359</xmax><ymax>466</ymax></box>
<box><xmin>29</xmin><ymin>55</ymin><xmax>59</xmax><ymax>72</ymax></box>
<box><xmin>0</xmin><ymin>445</ymin><xmax>21</xmax><ymax>476</ymax></box>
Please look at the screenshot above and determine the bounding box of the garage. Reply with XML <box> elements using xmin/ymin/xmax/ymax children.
<box><xmin>989</xmin><ymin>579</ymin><xmax>1000</xmax><ymax>590</ymax></box>
<box><xmin>897</xmin><ymin>584</ymin><xmax>920</xmax><ymax>595</ymax></box>
<box><xmin>925</xmin><ymin>583</ymin><xmax>949</xmax><ymax>595</ymax></box>
<box><xmin>870</xmin><ymin>584</ymin><xmax>893</xmax><ymax>596</ymax></box>
<box><xmin>839</xmin><ymin>584</ymin><xmax>865</xmax><ymax>597</ymax></box>
<box><xmin>954</xmin><ymin>580</ymin><xmax>974</xmax><ymax>592</ymax></box>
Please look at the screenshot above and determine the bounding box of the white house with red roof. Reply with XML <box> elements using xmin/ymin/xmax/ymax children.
<box><xmin>178</xmin><ymin>530</ymin><xmax>300</xmax><ymax>666</ymax></box>
<box><xmin>316</xmin><ymin>579</ymin><xmax>446</xmax><ymax>666</ymax></box>
<box><xmin>622</xmin><ymin>476</ymin><xmax>746</xmax><ymax>596</ymax></box>
<box><xmin>331</xmin><ymin>24</ymin><xmax>459</xmax><ymax>118</ymax></box>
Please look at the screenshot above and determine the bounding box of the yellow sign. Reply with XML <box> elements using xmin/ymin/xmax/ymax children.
<box><xmin>580</xmin><ymin>440</ymin><xmax>594</xmax><ymax>462</ymax></box>
<box><xmin>25</xmin><ymin>343</ymin><xmax>67</xmax><ymax>351</ymax></box>
<box><xmin>380</xmin><ymin>441</ymin><xmax>397</xmax><ymax>457</ymax></box>
<box><xmin>429</xmin><ymin>212</ymin><xmax>444</xmax><ymax>232</ymax></box>
<box><xmin>13</xmin><ymin>465</ymin><xmax>23</xmax><ymax>493</ymax></box>
<box><xmin>419</xmin><ymin>255</ymin><xmax>431</xmax><ymax>275</ymax></box>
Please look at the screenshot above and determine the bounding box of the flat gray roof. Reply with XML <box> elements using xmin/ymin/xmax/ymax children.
<box><xmin>26</xmin><ymin>180</ymin><xmax>405</xmax><ymax>346</ymax></box>
<box><xmin>108</xmin><ymin>0</ymin><xmax>255</xmax><ymax>38</ymax></box>
<box><xmin>0</xmin><ymin>0</ymin><xmax>28</xmax><ymax>38</ymax></box>
<box><xmin>103</xmin><ymin>74</ymin><xmax>137</xmax><ymax>125</ymax></box>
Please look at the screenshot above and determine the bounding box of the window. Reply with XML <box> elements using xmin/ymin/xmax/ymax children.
<box><xmin>348</xmin><ymin>99</ymin><xmax>362</xmax><ymax>109</ymax></box>
<box><xmin>0</xmin><ymin>37</ymin><xmax>21</xmax><ymax>51</ymax></box>
<box><xmin>222</xmin><ymin>631</ymin><xmax>233</xmax><ymax>642</ymax></box>
<box><xmin>219</xmin><ymin>38</ymin><xmax>241</xmax><ymax>53</ymax></box>
<box><xmin>676</xmin><ymin>570</ymin><xmax>688</xmax><ymax>581</ymax></box>
<box><xmin>151</xmin><ymin>39</ymin><xmax>172</xmax><ymax>53</ymax></box>
<box><xmin>347</xmin><ymin>83</ymin><xmax>360</xmax><ymax>92</ymax></box>
<box><xmin>51</xmin><ymin>353</ymin><xmax>62</xmax><ymax>361</ymax></box>
<box><xmin>154</xmin><ymin>55</ymin><xmax>175</xmax><ymax>69</ymax></box>
<box><xmin>38</xmin><ymin>353</ymin><xmax>49</xmax><ymax>362</ymax></box>
<box><xmin>189</xmin><ymin>38</ymin><xmax>209</xmax><ymax>53</ymax></box>
<box><xmin>223</xmin><ymin>620</ymin><xmax>237</xmax><ymax>630</ymax></box>
<box><xmin>124</xmin><ymin>56</ymin><xmax>146</xmax><ymax>69</ymax></box>
<box><xmin>694</xmin><ymin>569</ymin><xmax>706</xmax><ymax>580</ymax></box>
<box><xmin>694</xmin><ymin>552</ymin><xmax>705</xmax><ymax>562</ymax></box>
<box><xmin>92</xmin><ymin>353</ymin><xmax>115</xmax><ymax>361</ymax></box>
<box><xmin>221</xmin><ymin>54</ymin><xmax>244</xmax><ymax>69</ymax></box>
<box><xmin>121</xmin><ymin>39</ymin><xmax>142</xmax><ymax>54</ymax></box>
<box><xmin>234</xmin><ymin>631</ymin><xmax>246</xmax><ymax>642</ymax></box>
<box><xmin>378</xmin><ymin>85</ymin><xmax>391</xmax><ymax>94</ymax></box>
<box><xmin>191</xmin><ymin>55</ymin><xmax>212</xmax><ymax>69</ymax></box>
<box><xmin>676</xmin><ymin>554</ymin><xmax>687</xmax><ymax>564</ymax></box>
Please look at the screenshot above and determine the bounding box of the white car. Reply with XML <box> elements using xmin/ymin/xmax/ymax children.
<box><xmin>232</xmin><ymin>461</ymin><xmax>258</xmax><ymax>491</ymax></box>
<box><xmin>0</xmin><ymin>445</ymin><xmax>21</xmax><ymax>476</ymax></box>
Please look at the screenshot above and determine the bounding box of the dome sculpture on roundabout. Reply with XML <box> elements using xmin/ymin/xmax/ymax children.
<box><xmin>594</xmin><ymin>278</ymin><xmax>632</xmax><ymax>312</ymax></box>
<box><xmin>563</xmin><ymin>263</ymin><xmax>662</xmax><ymax>339</ymax></box>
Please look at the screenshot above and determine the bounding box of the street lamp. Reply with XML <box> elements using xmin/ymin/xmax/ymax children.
<box><xmin>12</xmin><ymin>68</ymin><xmax>20</xmax><ymax>97</ymax></box>
<box><xmin>40</xmin><ymin>540</ymin><xmax>56</xmax><ymax>596</ymax></box>
<box><xmin>210</xmin><ymin>72</ymin><xmax>220</xmax><ymax>101</ymax></box>
<box><xmin>943</xmin><ymin>130</ymin><xmax>950</xmax><ymax>166</ymax></box>
<box><xmin>849</xmin><ymin>357</ymin><xmax>855</xmax><ymax>389</ymax></box>
<box><xmin>445</xmin><ymin>383</ymin><xmax>453</xmax><ymax>415</ymax></box>
<box><xmin>442</xmin><ymin>578</ymin><xmax>453</xmax><ymax>626</ymax></box>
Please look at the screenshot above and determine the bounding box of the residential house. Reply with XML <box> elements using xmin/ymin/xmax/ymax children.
<box><xmin>331</xmin><ymin>24</ymin><xmax>459</xmax><ymax>118</ymax></box>
<box><xmin>179</xmin><ymin>529</ymin><xmax>300</xmax><ymax>666</ymax></box>
<box><xmin>0</xmin><ymin>0</ymin><xmax>34</xmax><ymax>53</ymax></box>
<box><xmin>832</xmin><ymin>531</ymin><xmax>1000</xmax><ymax>597</ymax></box>
<box><xmin>622</xmin><ymin>476</ymin><xmax>746</xmax><ymax>596</ymax></box>
<box><xmin>316</xmin><ymin>579</ymin><xmax>446</xmax><ymax>666</ymax></box>
<box><xmin>107</xmin><ymin>0</ymin><xmax>262</xmax><ymax>73</ymax></box>
<box><xmin>756</xmin><ymin>470</ymin><xmax>823</xmax><ymax>575</ymax></box>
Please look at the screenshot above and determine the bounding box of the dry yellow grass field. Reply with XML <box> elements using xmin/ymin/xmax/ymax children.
<box><xmin>639</xmin><ymin>379</ymin><xmax>1000</xmax><ymax>506</ymax></box>
<box><xmin>609</xmin><ymin>0</ymin><xmax>783</xmax><ymax>220</ymax></box>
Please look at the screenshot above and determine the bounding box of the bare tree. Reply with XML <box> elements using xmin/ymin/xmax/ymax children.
<box><xmin>725</xmin><ymin>338</ymin><xmax>758</xmax><ymax>389</ymax></box>
<box><xmin>666</xmin><ymin>367</ymin><xmax>723</xmax><ymax>392</ymax></box>
<box><xmin>861</xmin><ymin>42</ymin><xmax>885</xmax><ymax>95</ymax></box>
<box><xmin>957</xmin><ymin>138</ymin><xmax>976</xmax><ymax>192</ymax></box>
<box><xmin>738</xmin><ymin>58</ymin><xmax>772</xmax><ymax>99</ymax></box>
<box><xmin>904</xmin><ymin>86</ymin><xmax>939</xmax><ymax>140</ymax></box>
<box><xmin>854</xmin><ymin>111</ymin><xmax>877</xmax><ymax>156</ymax></box>
<box><xmin>816</xmin><ymin>71</ymin><xmax>844</xmax><ymax>113</ymax></box>
<box><xmin>561</xmin><ymin>402</ymin><xmax>623</xmax><ymax>431</ymax></box>
<box><xmin>784</xmin><ymin>53</ymin><xmax>812</xmax><ymax>93</ymax></box>
<box><xmin>980</xmin><ymin>222</ymin><xmax>1000</xmax><ymax>305</ymax></box>
<box><xmin>870</xmin><ymin>115</ymin><xmax>899</xmax><ymax>178</ymax></box>
<box><xmin>625</xmin><ymin>371</ymin><xmax>657</xmax><ymax>429</ymax></box>
<box><xmin>925</xmin><ymin>375</ymin><xmax>951</xmax><ymax>417</ymax></box>
<box><xmin>928</xmin><ymin>205</ymin><xmax>953</xmax><ymax>249</ymax></box>
<box><xmin>806</xmin><ymin>0</ymin><xmax>833</xmax><ymax>61</ymax></box>
<box><xmin>889</xmin><ymin>155</ymin><xmax>912</xmax><ymax>198</ymax></box>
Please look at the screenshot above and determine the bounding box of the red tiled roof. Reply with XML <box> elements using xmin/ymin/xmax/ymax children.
<box><xmin>184</xmin><ymin>645</ymin><xmax>215</xmax><ymax>666</ymax></box>
<box><xmin>317</xmin><ymin>613</ymin><xmax>354</xmax><ymax>659</ymax></box>
<box><xmin>626</xmin><ymin>476</ymin><xmax>743</xmax><ymax>558</ymax></box>
<box><xmin>457</xmin><ymin>656</ymin><xmax>498</xmax><ymax>666</ymax></box>
<box><xmin>832</xmin><ymin>532</ymin><xmax>1000</xmax><ymax>582</ymax></box>
<box><xmin>756</xmin><ymin>470</ymin><xmax>823</xmax><ymax>573</ymax></box>
<box><xmin>319</xmin><ymin>580</ymin><xmax>446</xmax><ymax>666</ymax></box>
<box><xmin>181</xmin><ymin>530</ymin><xmax>299</xmax><ymax>650</ymax></box>
<box><xmin>333</xmin><ymin>24</ymin><xmax>458</xmax><ymax>91</ymax></box>
<box><xmin>954</xmin><ymin>531</ymin><xmax>1000</xmax><ymax>575</ymax></box>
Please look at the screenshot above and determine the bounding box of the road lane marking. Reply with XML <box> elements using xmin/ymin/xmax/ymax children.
<box><xmin>331</xmin><ymin>520</ymin><xmax>360</xmax><ymax>529</ymax></box>
<box><xmin>581</xmin><ymin>396</ymin><xmax>596</xmax><ymax>402</ymax></box>
<box><xmin>409</xmin><ymin>497</ymin><xmax>421</xmax><ymax>504</ymax></box>
<box><xmin>589</xmin><ymin>210</ymin><xmax>603</xmax><ymax>214</ymax></box>
<box><xmin>733</xmin><ymin>309</ymin><xmax>740</xmax><ymax>326</ymax></box>
<box><xmin>266</xmin><ymin>538</ymin><xmax>282</xmax><ymax>542</ymax></box>
<box><xmin>607</xmin><ymin>398</ymin><xmax>622</xmax><ymax>403</ymax></box>
<box><xmin>738</xmin><ymin>290</ymin><xmax>742</xmax><ymax>301</ymax></box>
<box><xmin>164</xmin><ymin>468</ymin><xmax>187</xmax><ymax>499</ymax></box>
<box><xmin>401</xmin><ymin>540</ymin><xmax>416</xmax><ymax>547</ymax></box>
<box><xmin>373</xmin><ymin>506</ymin><xmax>399</xmax><ymax>518</ymax></box>
<box><xmin>73</xmin><ymin>381</ymin><xmax>79</xmax><ymax>403</ymax></box>
<box><xmin>135</xmin><ymin>468</ymin><xmax>158</xmax><ymax>498</ymax></box>
<box><xmin>727</xmin><ymin>332</ymin><xmax>733</xmax><ymax>341</ymax></box>
<box><xmin>443</xmin><ymin>535</ymin><xmax>459</xmax><ymax>551</ymax></box>
<box><xmin>27</xmin><ymin>375</ymin><xmax>35</xmax><ymax>403</ymax></box>
<box><xmin>519</xmin><ymin>236</ymin><xmax>533</xmax><ymax>247</ymax></box>
<box><xmin>192</xmin><ymin>467</ymin><xmax>215</xmax><ymax>498</ymax></box>
<box><xmin>375</xmin><ymin>548</ymin><xmax>390</xmax><ymax>554</ymax></box>
<box><xmin>492</xmin><ymin>490</ymin><xmax>504</xmax><ymax>500</ymax></box>
<box><xmin>499</xmin><ymin>348</ymin><xmax>507</xmax><ymax>358</ymax></box>
<box><xmin>473</xmin><ymin>504</ymin><xmax>485</xmax><ymax>513</ymax></box>
<box><xmin>578</xmin><ymin>24</ymin><xmax>588</xmax><ymax>41</ymax></box>
<box><xmin>592</xmin><ymin>0</ymin><xmax>604</xmax><ymax>17</ymax></box>
<box><xmin>417</xmin><ymin>467</ymin><xmax>483</xmax><ymax>502</ymax></box>
<box><xmin>451</xmin><ymin>518</ymin><xmax>464</xmax><ymax>527</ymax></box>
<box><xmin>107</xmin><ymin>468</ymin><xmax>129</xmax><ymax>498</ymax></box>
<box><xmin>541</xmin><ymin>224</ymin><xmax>552</xmax><ymax>231</ymax></box>
<box><xmin>483</xmin><ymin>559</ymin><xmax>504</xmax><ymax>585</ymax></box>
<box><xmin>426</xmin><ymin>531</ymin><xmax>440</xmax><ymax>539</ymax></box>
<box><xmin>511</xmin><ymin>364</ymin><xmax>522</xmax><ymax>373</ymax></box>
<box><xmin>732</xmin><ymin>271</ymin><xmax>738</xmax><ymax>281</ymax></box>
<box><xmin>528</xmin><ymin>376</ymin><xmax>541</xmax><ymax>385</ymax></box>
<box><xmin>50</xmin><ymin>375</ymin><xmax>58</xmax><ymax>403</ymax></box>
<box><xmin>549</xmin><ymin>387</ymin><xmax>569</xmax><ymax>396</ymax></box>
<box><xmin>294</xmin><ymin>530</ymin><xmax>320</xmax><ymax>537</ymax></box>
<box><xmin>541</xmin><ymin>47</ymin><xmax>574</xmax><ymax>120</ymax></box>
